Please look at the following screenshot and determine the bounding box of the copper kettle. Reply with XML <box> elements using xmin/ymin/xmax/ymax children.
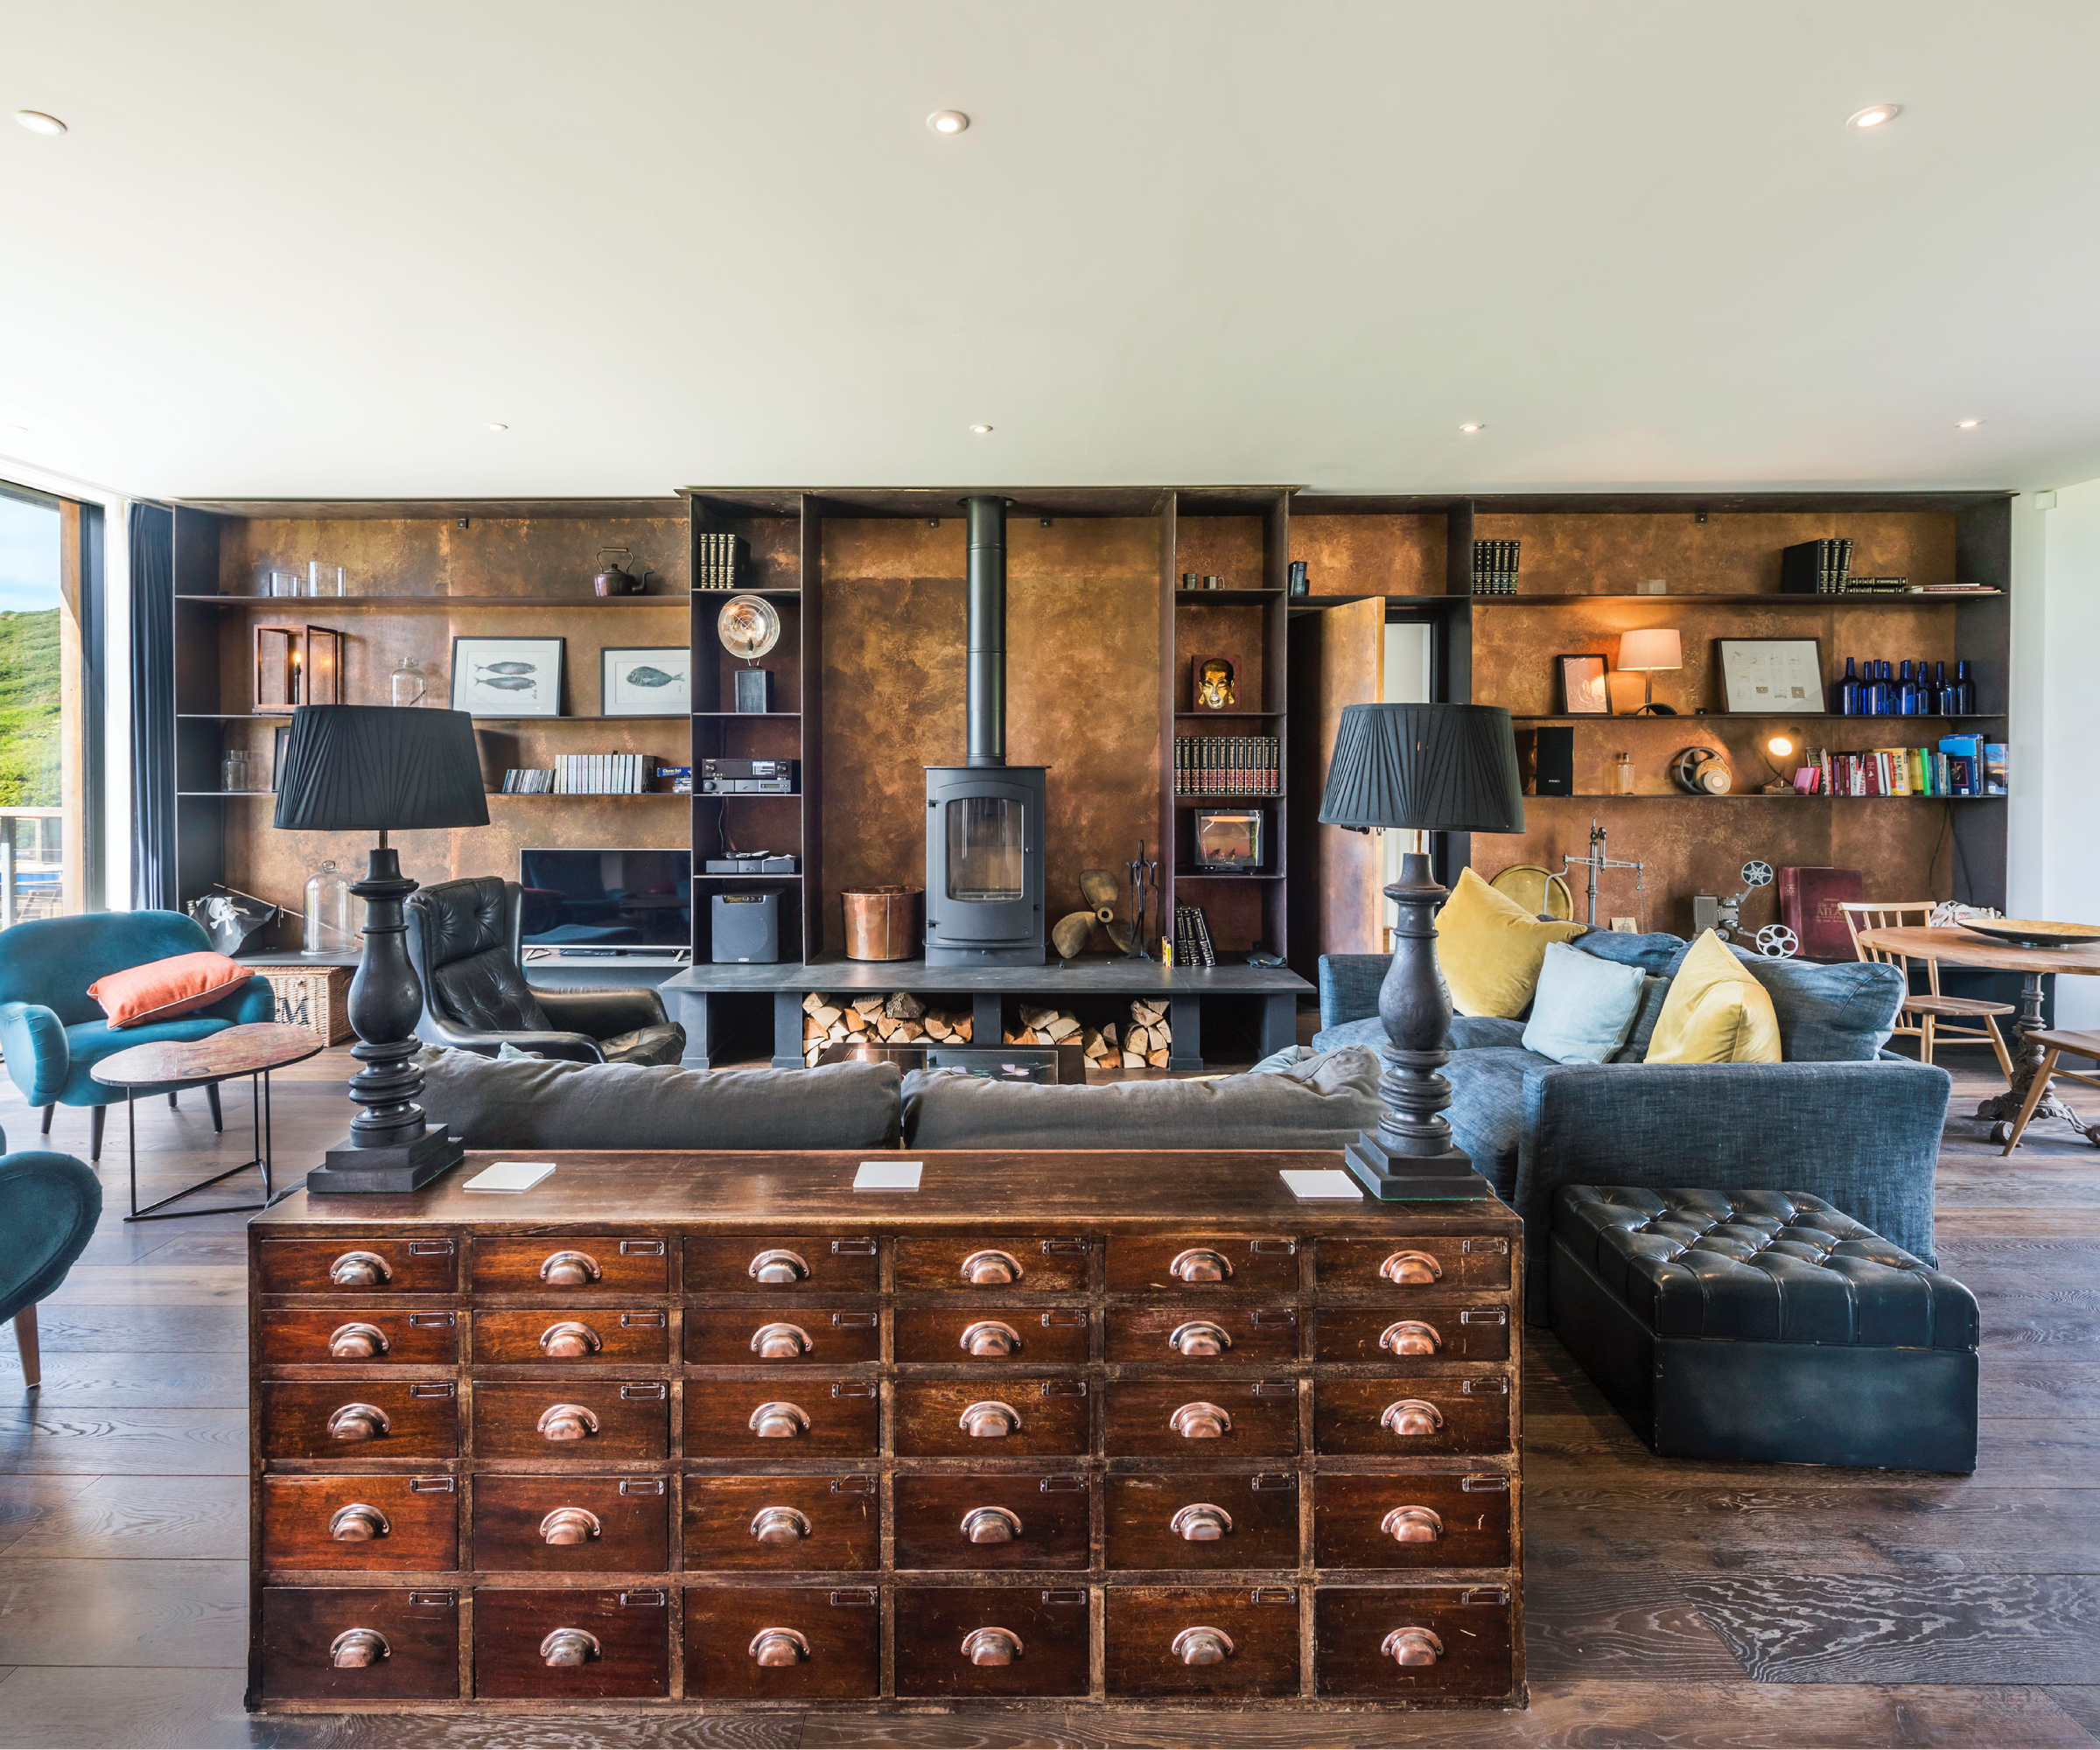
<box><xmin>593</xmin><ymin>548</ymin><xmax>648</xmax><ymax>597</ymax></box>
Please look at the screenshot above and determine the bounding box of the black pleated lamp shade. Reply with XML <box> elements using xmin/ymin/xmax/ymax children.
<box><xmin>272</xmin><ymin>705</ymin><xmax>491</xmax><ymax>832</ymax></box>
<box><xmin>1318</xmin><ymin>704</ymin><xmax>1526</xmax><ymax>835</ymax></box>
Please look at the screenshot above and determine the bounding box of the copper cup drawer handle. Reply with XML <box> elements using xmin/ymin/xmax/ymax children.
<box><xmin>539</xmin><ymin>1320</ymin><xmax>602</xmax><ymax>1358</ymax></box>
<box><xmin>1172</xmin><ymin>1626</ymin><xmax>1234</xmax><ymax>1666</ymax></box>
<box><xmin>327</xmin><ymin>1321</ymin><xmax>388</xmax><ymax>1359</ymax></box>
<box><xmin>750</xmin><ymin>1627</ymin><xmax>811</xmax><ymax>1667</ymax></box>
<box><xmin>962</xmin><ymin>1320</ymin><xmax>1022</xmax><ymax>1357</ymax></box>
<box><xmin>961</xmin><ymin>1250</ymin><xmax>1021</xmax><ymax>1285</ymax></box>
<box><xmin>959</xmin><ymin>1400</ymin><xmax>1021</xmax><ymax>1438</ymax></box>
<box><xmin>1381</xmin><ymin>1398</ymin><xmax>1446</xmax><ymax>1437</ymax></box>
<box><xmin>328</xmin><ymin>1250</ymin><xmax>390</xmax><ymax>1287</ymax></box>
<box><xmin>1382</xmin><ymin>1626</ymin><xmax>1444</xmax><ymax>1667</ymax></box>
<box><xmin>539</xmin><ymin>1507</ymin><xmax>602</xmax><ymax>1545</ymax></box>
<box><xmin>1380</xmin><ymin>1250</ymin><xmax>1443</xmax><ymax>1285</ymax></box>
<box><xmin>750</xmin><ymin>1505</ymin><xmax>812</xmax><ymax>1544</ymax></box>
<box><xmin>1380</xmin><ymin>1320</ymin><xmax>1443</xmax><ymax>1356</ymax></box>
<box><xmin>540</xmin><ymin>1628</ymin><xmax>601</xmax><ymax>1668</ymax></box>
<box><xmin>749</xmin><ymin>1401</ymin><xmax>811</xmax><ymax>1439</ymax></box>
<box><xmin>538</xmin><ymin>1250</ymin><xmax>601</xmax><ymax>1286</ymax></box>
<box><xmin>1171</xmin><ymin>1503</ymin><xmax>1232</xmax><ymax>1542</ymax></box>
<box><xmin>1168</xmin><ymin>1320</ymin><xmax>1232</xmax><ymax>1356</ymax></box>
<box><xmin>1170</xmin><ymin>1247</ymin><xmax>1232</xmax><ymax>1282</ymax></box>
<box><xmin>1169</xmin><ymin>1401</ymin><xmax>1231</xmax><ymax>1439</ymax></box>
<box><xmin>961</xmin><ymin>1505</ymin><xmax>1022</xmax><ymax>1544</ymax></box>
<box><xmin>751</xmin><ymin>1321</ymin><xmax>813</xmax><ymax>1359</ymax></box>
<box><xmin>536</xmin><ymin>1403</ymin><xmax>600</xmax><ymax>1442</ymax></box>
<box><xmin>1382</xmin><ymin>1505</ymin><xmax>1444</xmax><ymax>1544</ymax></box>
<box><xmin>962</xmin><ymin>1626</ymin><xmax>1022</xmax><ymax>1666</ymax></box>
<box><xmin>326</xmin><ymin>1403</ymin><xmax>390</xmax><ymax>1443</ymax></box>
<box><xmin>328</xmin><ymin>1502</ymin><xmax>390</xmax><ymax>1542</ymax></box>
<box><xmin>749</xmin><ymin>1249</ymin><xmax>809</xmax><ymax>1285</ymax></box>
<box><xmin>329</xmin><ymin>1627</ymin><xmax>388</xmax><ymax>1668</ymax></box>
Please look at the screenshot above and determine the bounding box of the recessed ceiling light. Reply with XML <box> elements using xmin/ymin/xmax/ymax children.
<box><xmin>928</xmin><ymin>109</ymin><xmax>970</xmax><ymax>136</ymax></box>
<box><xmin>1955</xmin><ymin>418</ymin><xmax>1983</xmax><ymax>429</ymax></box>
<box><xmin>1459</xmin><ymin>423</ymin><xmax>1485</xmax><ymax>434</ymax></box>
<box><xmin>13</xmin><ymin>110</ymin><xmax>66</xmax><ymax>136</ymax></box>
<box><xmin>968</xmin><ymin>423</ymin><xmax>992</xmax><ymax>435</ymax></box>
<box><xmin>485</xmin><ymin>422</ymin><xmax>509</xmax><ymax>431</ymax></box>
<box><xmin>1846</xmin><ymin>104</ymin><xmax>1900</xmax><ymax>130</ymax></box>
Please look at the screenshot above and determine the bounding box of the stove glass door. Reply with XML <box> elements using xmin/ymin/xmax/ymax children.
<box><xmin>944</xmin><ymin>794</ymin><xmax>1026</xmax><ymax>903</ymax></box>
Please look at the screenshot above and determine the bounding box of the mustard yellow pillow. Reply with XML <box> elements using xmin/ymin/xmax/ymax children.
<box><xmin>1645</xmin><ymin>930</ymin><xmax>1782</xmax><ymax>1063</ymax></box>
<box><xmin>1433</xmin><ymin>866</ymin><xmax>1587</xmax><ymax>1018</ymax></box>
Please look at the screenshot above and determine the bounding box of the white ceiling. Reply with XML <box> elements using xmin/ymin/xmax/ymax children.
<box><xmin>4</xmin><ymin>0</ymin><xmax>2098</xmax><ymax>500</ymax></box>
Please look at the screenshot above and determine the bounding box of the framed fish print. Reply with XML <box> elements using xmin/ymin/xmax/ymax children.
<box><xmin>451</xmin><ymin>635</ymin><xmax>565</xmax><ymax>717</ymax></box>
<box><xmin>600</xmin><ymin>646</ymin><xmax>692</xmax><ymax>716</ymax></box>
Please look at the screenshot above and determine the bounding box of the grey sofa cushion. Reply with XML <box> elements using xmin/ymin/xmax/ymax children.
<box><xmin>1725</xmin><ymin>950</ymin><xmax>1905</xmax><ymax>1061</ymax></box>
<box><xmin>1443</xmin><ymin>1046</ymin><xmax>1548</xmax><ymax>1200</ymax></box>
<box><xmin>1310</xmin><ymin>1013</ymin><xmax>1526</xmax><ymax>1054</ymax></box>
<box><xmin>901</xmin><ymin>1047</ymin><xmax>1384</xmax><ymax>1152</ymax></box>
<box><xmin>1309</xmin><ymin>1013</ymin><xmax>1385</xmax><ymax>1054</ymax></box>
<box><xmin>417</xmin><ymin>1047</ymin><xmax>901</xmax><ymax>1150</ymax></box>
<box><xmin>1611</xmin><ymin>976</ymin><xmax>1672</xmax><ymax>1062</ymax></box>
<box><xmin>1570</xmin><ymin>928</ymin><xmax>1690</xmax><ymax>977</ymax></box>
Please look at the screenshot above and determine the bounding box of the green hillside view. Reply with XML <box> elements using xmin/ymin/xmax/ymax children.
<box><xmin>0</xmin><ymin>607</ymin><xmax>61</xmax><ymax>806</ymax></box>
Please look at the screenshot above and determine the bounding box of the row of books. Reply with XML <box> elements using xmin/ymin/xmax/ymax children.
<box><xmin>1470</xmin><ymin>538</ymin><xmax>1521</xmax><ymax>595</ymax></box>
<box><xmin>1781</xmin><ymin>538</ymin><xmax>1855</xmax><ymax>593</ymax></box>
<box><xmin>696</xmin><ymin>532</ymin><xmax>750</xmax><ymax>591</ymax></box>
<box><xmin>1175</xmin><ymin>736</ymin><xmax>1282</xmax><ymax>795</ymax></box>
<box><xmin>1794</xmin><ymin>738</ymin><xmax>2008</xmax><ymax>798</ymax></box>
<box><xmin>1173</xmin><ymin>905</ymin><xmax>1218</xmax><ymax>968</ymax></box>
<box><xmin>550</xmin><ymin>752</ymin><xmax>661</xmax><ymax>794</ymax></box>
<box><xmin>499</xmin><ymin>769</ymin><xmax>556</xmax><ymax>794</ymax></box>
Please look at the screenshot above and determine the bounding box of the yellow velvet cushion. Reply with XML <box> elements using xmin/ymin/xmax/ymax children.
<box><xmin>1433</xmin><ymin>866</ymin><xmax>1587</xmax><ymax>1018</ymax></box>
<box><xmin>1645</xmin><ymin>930</ymin><xmax>1783</xmax><ymax>1063</ymax></box>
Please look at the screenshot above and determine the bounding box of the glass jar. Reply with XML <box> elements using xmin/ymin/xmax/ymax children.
<box><xmin>303</xmin><ymin>859</ymin><xmax>355</xmax><ymax>956</ymax></box>
<box><xmin>390</xmin><ymin>656</ymin><xmax>426</xmax><ymax>707</ymax></box>
<box><xmin>220</xmin><ymin>748</ymin><xmax>252</xmax><ymax>793</ymax></box>
<box><xmin>1614</xmin><ymin>752</ymin><xmax>1635</xmax><ymax>796</ymax></box>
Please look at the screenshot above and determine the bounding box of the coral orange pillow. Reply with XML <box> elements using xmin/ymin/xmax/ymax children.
<box><xmin>88</xmin><ymin>951</ymin><xmax>249</xmax><ymax>1028</ymax></box>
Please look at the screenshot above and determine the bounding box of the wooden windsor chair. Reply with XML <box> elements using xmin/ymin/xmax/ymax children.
<box><xmin>1839</xmin><ymin>900</ymin><xmax>2016</xmax><ymax>1080</ymax></box>
<box><xmin>1998</xmin><ymin>1028</ymin><xmax>2100</xmax><ymax>1153</ymax></box>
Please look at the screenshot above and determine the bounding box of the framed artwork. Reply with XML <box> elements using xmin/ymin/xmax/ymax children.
<box><xmin>1192</xmin><ymin>654</ymin><xmax>1238</xmax><ymax>710</ymax></box>
<box><xmin>601</xmin><ymin>646</ymin><xmax>692</xmax><ymax>716</ymax></box>
<box><xmin>1558</xmin><ymin>654</ymin><xmax>1609</xmax><ymax>715</ymax></box>
<box><xmin>1718</xmin><ymin>638</ymin><xmax>1824</xmax><ymax>713</ymax></box>
<box><xmin>451</xmin><ymin>635</ymin><xmax>564</xmax><ymax>717</ymax></box>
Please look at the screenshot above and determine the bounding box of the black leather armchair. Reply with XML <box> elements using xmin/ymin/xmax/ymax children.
<box><xmin>403</xmin><ymin>876</ymin><xmax>685</xmax><ymax>1066</ymax></box>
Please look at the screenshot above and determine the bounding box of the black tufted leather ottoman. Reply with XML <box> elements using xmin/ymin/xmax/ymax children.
<box><xmin>1550</xmin><ymin>1186</ymin><xmax>1978</xmax><ymax>1472</ymax></box>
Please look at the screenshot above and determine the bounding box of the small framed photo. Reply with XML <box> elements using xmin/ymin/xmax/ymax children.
<box><xmin>601</xmin><ymin>646</ymin><xmax>692</xmax><ymax>716</ymax></box>
<box><xmin>452</xmin><ymin>636</ymin><xmax>565</xmax><ymax>716</ymax></box>
<box><xmin>1718</xmin><ymin>637</ymin><xmax>1824</xmax><ymax>713</ymax></box>
<box><xmin>1558</xmin><ymin>654</ymin><xmax>1610</xmax><ymax>715</ymax></box>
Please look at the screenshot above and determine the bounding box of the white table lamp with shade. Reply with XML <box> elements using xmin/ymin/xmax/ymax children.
<box><xmin>1616</xmin><ymin>627</ymin><xmax>1682</xmax><ymax>715</ymax></box>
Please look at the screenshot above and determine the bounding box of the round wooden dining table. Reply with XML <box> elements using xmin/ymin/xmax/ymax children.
<box><xmin>1855</xmin><ymin>924</ymin><xmax>2100</xmax><ymax>1148</ymax></box>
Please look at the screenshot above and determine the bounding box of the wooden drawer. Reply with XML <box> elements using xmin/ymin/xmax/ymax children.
<box><xmin>472</xmin><ymin>1308</ymin><xmax>669</xmax><ymax>1365</ymax></box>
<box><xmin>685</xmin><ymin>1585</ymin><xmax>879</xmax><ymax>1699</ymax></box>
<box><xmin>472</xmin><ymin>1382</ymin><xmax>668</xmax><ymax>1460</ymax></box>
<box><xmin>1104</xmin><ymin>1473</ymin><xmax>1299</xmax><ymax>1571</ymax></box>
<box><xmin>894</xmin><ymin>1378</ymin><xmax>1090</xmax><ymax>1458</ymax></box>
<box><xmin>1104</xmin><ymin>1586</ymin><xmax>1301</xmax><ymax>1698</ymax></box>
<box><xmin>470</xmin><ymin>1236</ymin><xmax>668</xmax><ymax>1293</ymax></box>
<box><xmin>894</xmin><ymin>1236</ymin><xmax>1090</xmax><ymax>1293</ymax></box>
<box><xmin>1105</xmin><ymin>1305</ymin><xmax>1299</xmax><ymax>1365</ymax></box>
<box><xmin>685</xmin><ymin>1236</ymin><xmax>878</xmax><ymax>1295</ymax></box>
<box><xmin>1105</xmin><ymin>1236</ymin><xmax>1298</xmax><ymax>1296</ymax></box>
<box><xmin>1315</xmin><ymin>1304</ymin><xmax>1511</xmax><ymax>1365</ymax></box>
<box><xmin>472</xmin><ymin>1586</ymin><xmax>670</xmax><ymax>1699</ymax></box>
<box><xmin>686</xmin><ymin>1306</ymin><xmax>880</xmax><ymax>1367</ymax></box>
<box><xmin>894</xmin><ymin>1306</ymin><xmax>1089</xmax><ymax>1366</ymax></box>
<box><xmin>259</xmin><ymin>1586</ymin><xmax>459</xmax><ymax>1701</ymax></box>
<box><xmin>262</xmin><ymin>1475</ymin><xmax>458</xmax><ymax>1572</ymax></box>
<box><xmin>1315</xmin><ymin>1236</ymin><xmax>1512</xmax><ymax>1296</ymax></box>
<box><xmin>257</xmin><ymin>1237</ymin><xmax>458</xmax><ymax>1296</ymax></box>
<box><xmin>685</xmin><ymin>1378</ymin><xmax>879</xmax><ymax>1458</ymax></box>
<box><xmin>1103</xmin><ymin>1379</ymin><xmax>1299</xmax><ymax>1458</ymax></box>
<box><xmin>471</xmin><ymin>1474</ymin><xmax>669</xmax><ymax>1572</ymax></box>
<box><xmin>683</xmin><ymin>1474</ymin><xmax>879</xmax><ymax>1572</ymax></box>
<box><xmin>893</xmin><ymin>1474</ymin><xmax>1091</xmax><ymax>1572</ymax></box>
<box><xmin>894</xmin><ymin>1585</ymin><xmax>1091</xmax><ymax>1698</ymax></box>
<box><xmin>1312</xmin><ymin>1377</ymin><xmax>1511</xmax><ymax>1457</ymax></box>
<box><xmin>261</xmin><ymin>1381</ymin><xmax>458</xmax><ymax>1462</ymax></box>
<box><xmin>1313</xmin><ymin>1584</ymin><xmax>1516</xmax><ymax>1699</ymax></box>
<box><xmin>1314</xmin><ymin>1474</ymin><xmax>1514</xmax><ymax>1571</ymax></box>
<box><xmin>256</xmin><ymin>1307</ymin><xmax>458</xmax><ymax>1368</ymax></box>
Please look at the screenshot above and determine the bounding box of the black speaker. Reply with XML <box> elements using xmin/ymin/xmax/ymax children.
<box><xmin>733</xmin><ymin>667</ymin><xmax>774</xmax><ymax>713</ymax></box>
<box><xmin>1534</xmin><ymin>726</ymin><xmax>1574</xmax><ymax>797</ymax></box>
<box><xmin>710</xmin><ymin>890</ymin><xmax>780</xmax><ymax>963</ymax></box>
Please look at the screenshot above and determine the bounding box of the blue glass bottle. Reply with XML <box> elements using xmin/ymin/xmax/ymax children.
<box><xmin>1870</xmin><ymin>661</ymin><xmax>1891</xmax><ymax>715</ymax></box>
<box><xmin>1954</xmin><ymin>659</ymin><xmax>1976</xmax><ymax>714</ymax></box>
<box><xmin>1934</xmin><ymin>660</ymin><xmax>1949</xmax><ymax>713</ymax></box>
<box><xmin>1897</xmin><ymin>661</ymin><xmax>1918</xmax><ymax>715</ymax></box>
<box><xmin>1835</xmin><ymin>656</ymin><xmax>1859</xmax><ymax>715</ymax></box>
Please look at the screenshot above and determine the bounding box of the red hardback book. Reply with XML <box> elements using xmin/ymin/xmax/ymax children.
<box><xmin>1780</xmin><ymin>865</ymin><xmax>1866</xmax><ymax>960</ymax></box>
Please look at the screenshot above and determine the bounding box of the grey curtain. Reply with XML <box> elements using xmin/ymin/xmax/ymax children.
<box><xmin>128</xmin><ymin>502</ymin><xmax>177</xmax><ymax>910</ymax></box>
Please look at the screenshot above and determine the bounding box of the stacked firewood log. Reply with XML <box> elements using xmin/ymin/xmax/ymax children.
<box><xmin>801</xmin><ymin>990</ymin><xmax>973</xmax><ymax>1068</ymax></box>
<box><xmin>1077</xmin><ymin>999</ymin><xmax>1172</xmax><ymax>1070</ymax></box>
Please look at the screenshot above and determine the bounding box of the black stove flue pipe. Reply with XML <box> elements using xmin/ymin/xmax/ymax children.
<box><xmin>963</xmin><ymin>494</ymin><xmax>1010</xmax><ymax>768</ymax></box>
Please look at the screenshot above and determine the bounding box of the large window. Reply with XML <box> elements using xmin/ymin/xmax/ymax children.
<box><xmin>0</xmin><ymin>484</ymin><xmax>68</xmax><ymax>922</ymax></box>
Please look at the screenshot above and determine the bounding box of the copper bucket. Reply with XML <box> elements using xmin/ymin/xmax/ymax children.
<box><xmin>842</xmin><ymin>886</ymin><xmax>921</xmax><ymax>961</ymax></box>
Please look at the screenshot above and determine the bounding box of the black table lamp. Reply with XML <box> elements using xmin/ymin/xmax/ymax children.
<box><xmin>1319</xmin><ymin>704</ymin><xmax>1526</xmax><ymax>1200</ymax></box>
<box><xmin>273</xmin><ymin>705</ymin><xmax>490</xmax><ymax>1194</ymax></box>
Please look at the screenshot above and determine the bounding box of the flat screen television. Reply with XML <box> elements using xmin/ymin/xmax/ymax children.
<box><xmin>519</xmin><ymin>849</ymin><xmax>691</xmax><ymax>949</ymax></box>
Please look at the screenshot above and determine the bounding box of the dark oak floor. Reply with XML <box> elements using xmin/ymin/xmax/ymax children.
<box><xmin>3</xmin><ymin>1041</ymin><xmax>2096</xmax><ymax>1748</ymax></box>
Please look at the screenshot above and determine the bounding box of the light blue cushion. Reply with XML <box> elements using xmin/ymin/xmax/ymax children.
<box><xmin>1522</xmin><ymin>941</ymin><xmax>1648</xmax><ymax>1064</ymax></box>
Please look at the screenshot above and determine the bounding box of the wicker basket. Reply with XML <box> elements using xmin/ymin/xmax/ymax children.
<box><xmin>258</xmin><ymin>964</ymin><xmax>355</xmax><ymax>1046</ymax></box>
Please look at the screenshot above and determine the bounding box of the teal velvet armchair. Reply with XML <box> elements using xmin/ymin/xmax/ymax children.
<box><xmin>0</xmin><ymin>1135</ymin><xmax>102</xmax><ymax>1389</ymax></box>
<box><xmin>0</xmin><ymin>911</ymin><xmax>274</xmax><ymax>1160</ymax></box>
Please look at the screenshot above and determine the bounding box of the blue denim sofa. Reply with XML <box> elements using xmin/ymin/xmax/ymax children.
<box><xmin>1317</xmin><ymin>929</ymin><xmax>1950</xmax><ymax>1316</ymax></box>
